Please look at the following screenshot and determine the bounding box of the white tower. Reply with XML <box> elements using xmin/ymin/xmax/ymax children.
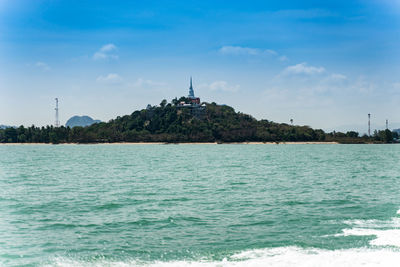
<box><xmin>368</xmin><ymin>113</ymin><xmax>371</xmax><ymax>136</ymax></box>
<box><xmin>55</xmin><ymin>98</ymin><xmax>60</xmax><ymax>127</ymax></box>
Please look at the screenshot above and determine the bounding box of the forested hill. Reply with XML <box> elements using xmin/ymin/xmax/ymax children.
<box><xmin>0</xmin><ymin>98</ymin><xmax>327</xmax><ymax>143</ymax></box>
<box><xmin>0</xmin><ymin>98</ymin><xmax>395</xmax><ymax>143</ymax></box>
<box><xmin>81</xmin><ymin>101</ymin><xmax>326</xmax><ymax>143</ymax></box>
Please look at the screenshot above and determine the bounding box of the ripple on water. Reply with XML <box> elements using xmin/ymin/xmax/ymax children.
<box><xmin>1</xmin><ymin>144</ymin><xmax>400</xmax><ymax>266</ymax></box>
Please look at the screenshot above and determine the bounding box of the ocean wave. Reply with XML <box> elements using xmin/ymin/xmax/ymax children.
<box><xmin>43</xmin><ymin>247</ymin><xmax>400</xmax><ymax>267</ymax></box>
<box><xmin>42</xmin><ymin>209</ymin><xmax>400</xmax><ymax>266</ymax></box>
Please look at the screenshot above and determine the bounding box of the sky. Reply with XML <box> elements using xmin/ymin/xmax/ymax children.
<box><xmin>1</xmin><ymin>0</ymin><xmax>400</xmax><ymax>133</ymax></box>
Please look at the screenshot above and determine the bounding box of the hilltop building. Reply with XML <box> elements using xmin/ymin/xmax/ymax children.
<box><xmin>178</xmin><ymin>77</ymin><xmax>206</xmax><ymax>118</ymax></box>
<box><xmin>188</xmin><ymin>77</ymin><xmax>200</xmax><ymax>104</ymax></box>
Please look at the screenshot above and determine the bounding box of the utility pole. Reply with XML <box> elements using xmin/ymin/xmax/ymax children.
<box><xmin>55</xmin><ymin>98</ymin><xmax>60</xmax><ymax>127</ymax></box>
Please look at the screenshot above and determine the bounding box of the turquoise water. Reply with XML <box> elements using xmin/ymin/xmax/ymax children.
<box><xmin>1</xmin><ymin>144</ymin><xmax>400</xmax><ymax>266</ymax></box>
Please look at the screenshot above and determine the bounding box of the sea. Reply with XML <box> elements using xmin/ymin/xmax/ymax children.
<box><xmin>1</xmin><ymin>144</ymin><xmax>400</xmax><ymax>266</ymax></box>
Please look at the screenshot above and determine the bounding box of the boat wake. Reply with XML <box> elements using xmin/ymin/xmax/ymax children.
<box><xmin>45</xmin><ymin>246</ymin><xmax>400</xmax><ymax>267</ymax></box>
<box><xmin>336</xmin><ymin>208</ymin><xmax>400</xmax><ymax>247</ymax></box>
<box><xmin>43</xmin><ymin>209</ymin><xmax>400</xmax><ymax>266</ymax></box>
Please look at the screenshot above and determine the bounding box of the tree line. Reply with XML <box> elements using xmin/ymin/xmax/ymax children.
<box><xmin>0</xmin><ymin>98</ymin><xmax>397</xmax><ymax>144</ymax></box>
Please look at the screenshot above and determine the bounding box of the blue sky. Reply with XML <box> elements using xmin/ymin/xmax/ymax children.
<box><xmin>1</xmin><ymin>0</ymin><xmax>400</xmax><ymax>132</ymax></box>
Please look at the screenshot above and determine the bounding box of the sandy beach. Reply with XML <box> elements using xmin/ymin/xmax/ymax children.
<box><xmin>0</xmin><ymin>141</ymin><xmax>339</xmax><ymax>145</ymax></box>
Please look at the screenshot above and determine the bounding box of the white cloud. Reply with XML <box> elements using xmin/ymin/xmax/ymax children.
<box><xmin>271</xmin><ymin>62</ymin><xmax>352</xmax><ymax>96</ymax></box>
<box><xmin>352</xmin><ymin>76</ymin><xmax>375</xmax><ymax>94</ymax></box>
<box><xmin>219</xmin><ymin>46</ymin><xmax>260</xmax><ymax>55</ymax></box>
<box><xmin>219</xmin><ymin>46</ymin><xmax>288</xmax><ymax>62</ymax></box>
<box><xmin>131</xmin><ymin>78</ymin><xmax>166</xmax><ymax>87</ymax></box>
<box><xmin>330</xmin><ymin>73</ymin><xmax>347</xmax><ymax>81</ymax></box>
<box><xmin>219</xmin><ymin>46</ymin><xmax>279</xmax><ymax>56</ymax></box>
<box><xmin>96</xmin><ymin>73</ymin><xmax>122</xmax><ymax>84</ymax></box>
<box><xmin>93</xmin><ymin>43</ymin><xmax>118</xmax><ymax>60</ymax></box>
<box><xmin>279</xmin><ymin>55</ymin><xmax>289</xmax><ymax>62</ymax></box>
<box><xmin>208</xmin><ymin>81</ymin><xmax>240</xmax><ymax>92</ymax></box>
<box><xmin>100</xmin><ymin>44</ymin><xmax>117</xmax><ymax>52</ymax></box>
<box><xmin>35</xmin><ymin>61</ymin><xmax>50</xmax><ymax>71</ymax></box>
<box><xmin>264</xmin><ymin>49</ymin><xmax>278</xmax><ymax>56</ymax></box>
<box><xmin>284</xmin><ymin>62</ymin><xmax>325</xmax><ymax>75</ymax></box>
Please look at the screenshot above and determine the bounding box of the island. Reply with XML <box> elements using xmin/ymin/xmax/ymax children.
<box><xmin>0</xmin><ymin>79</ymin><xmax>397</xmax><ymax>144</ymax></box>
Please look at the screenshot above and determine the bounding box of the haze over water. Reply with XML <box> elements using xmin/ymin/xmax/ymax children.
<box><xmin>1</xmin><ymin>144</ymin><xmax>400</xmax><ymax>266</ymax></box>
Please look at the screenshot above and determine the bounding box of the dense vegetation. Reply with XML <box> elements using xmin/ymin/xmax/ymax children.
<box><xmin>0</xmin><ymin>98</ymin><xmax>397</xmax><ymax>144</ymax></box>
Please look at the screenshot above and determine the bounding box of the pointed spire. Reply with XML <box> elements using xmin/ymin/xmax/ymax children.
<box><xmin>188</xmin><ymin>76</ymin><xmax>195</xmax><ymax>98</ymax></box>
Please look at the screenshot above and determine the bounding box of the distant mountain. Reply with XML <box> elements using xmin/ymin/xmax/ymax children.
<box><xmin>0</xmin><ymin>125</ymin><xmax>14</xmax><ymax>129</ymax></box>
<box><xmin>65</xmin><ymin>116</ymin><xmax>101</xmax><ymax>128</ymax></box>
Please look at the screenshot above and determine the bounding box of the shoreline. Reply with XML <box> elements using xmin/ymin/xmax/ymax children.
<box><xmin>0</xmin><ymin>141</ymin><xmax>340</xmax><ymax>145</ymax></box>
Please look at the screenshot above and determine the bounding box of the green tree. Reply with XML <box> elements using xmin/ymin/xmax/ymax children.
<box><xmin>49</xmin><ymin>132</ymin><xmax>59</xmax><ymax>144</ymax></box>
<box><xmin>4</xmin><ymin>127</ymin><xmax>17</xmax><ymax>143</ymax></box>
<box><xmin>382</xmin><ymin>129</ymin><xmax>393</xmax><ymax>143</ymax></box>
<box><xmin>160</xmin><ymin>99</ymin><xmax>167</xmax><ymax>108</ymax></box>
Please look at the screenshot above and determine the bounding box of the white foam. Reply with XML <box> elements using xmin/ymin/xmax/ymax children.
<box><xmin>44</xmin><ymin>209</ymin><xmax>400</xmax><ymax>266</ymax></box>
<box><xmin>337</xmin><ymin>228</ymin><xmax>400</xmax><ymax>247</ymax></box>
<box><xmin>337</xmin><ymin>208</ymin><xmax>400</xmax><ymax>247</ymax></box>
<box><xmin>45</xmin><ymin>247</ymin><xmax>400</xmax><ymax>267</ymax></box>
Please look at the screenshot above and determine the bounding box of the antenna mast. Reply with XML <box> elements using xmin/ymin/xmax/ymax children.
<box><xmin>368</xmin><ymin>113</ymin><xmax>371</xmax><ymax>136</ymax></box>
<box><xmin>55</xmin><ymin>98</ymin><xmax>60</xmax><ymax>127</ymax></box>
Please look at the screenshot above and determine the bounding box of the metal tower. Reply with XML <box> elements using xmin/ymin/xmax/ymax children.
<box><xmin>386</xmin><ymin>119</ymin><xmax>388</xmax><ymax>130</ymax></box>
<box><xmin>368</xmin><ymin>113</ymin><xmax>371</xmax><ymax>136</ymax></box>
<box><xmin>55</xmin><ymin>98</ymin><xmax>60</xmax><ymax>127</ymax></box>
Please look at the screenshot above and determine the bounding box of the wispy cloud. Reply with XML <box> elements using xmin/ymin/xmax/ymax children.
<box><xmin>283</xmin><ymin>62</ymin><xmax>325</xmax><ymax>75</ymax></box>
<box><xmin>220</xmin><ymin>46</ymin><xmax>259</xmax><ymax>55</ymax></box>
<box><xmin>35</xmin><ymin>61</ymin><xmax>50</xmax><ymax>71</ymax></box>
<box><xmin>96</xmin><ymin>73</ymin><xmax>123</xmax><ymax>84</ymax></box>
<box><xmin>210</xmin><ymin>81</ymin><xmax>240</xmax><ymax>92</ymax></box>
<box><xmin>93</xmin><ymin>44</ymin><xmax>118</xmax><ymax>60</ymax></box>
<box><xmin>270</xmin><ymin>62</ymin><xmax>350</xmax><ymax>98</ymax></box>
<box><xmin>219</xmin><ymin>46</ymin><xmax>278</xmax><ymax>56</ymax></box>
<box><xmin>351</xmin><ymin>76</ymin><xmax>376</xmax><ymax>94</ymax></box>
<box><xmin>219</xmin><ymin>46</ymin><xmax>288</xmax><ymax>62</ymax></box>
<box><xmin>279</xmin><ymin>55</ymin><xmax>289</xmax><ymax>62</ymax></box>
<box><xmin>199</xmin><ymin>81</ymin><xmax>240</xmax><ymax>92</ymax></box>
<box><xmin>131</xmin><ymin>78</ymin><xmax>166</xmax><ymax>87</ymax></box>
<box><xmin>329</xmin><ymin>73</ymin><xmax>347</xmax><ymax>81</ymax></box>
